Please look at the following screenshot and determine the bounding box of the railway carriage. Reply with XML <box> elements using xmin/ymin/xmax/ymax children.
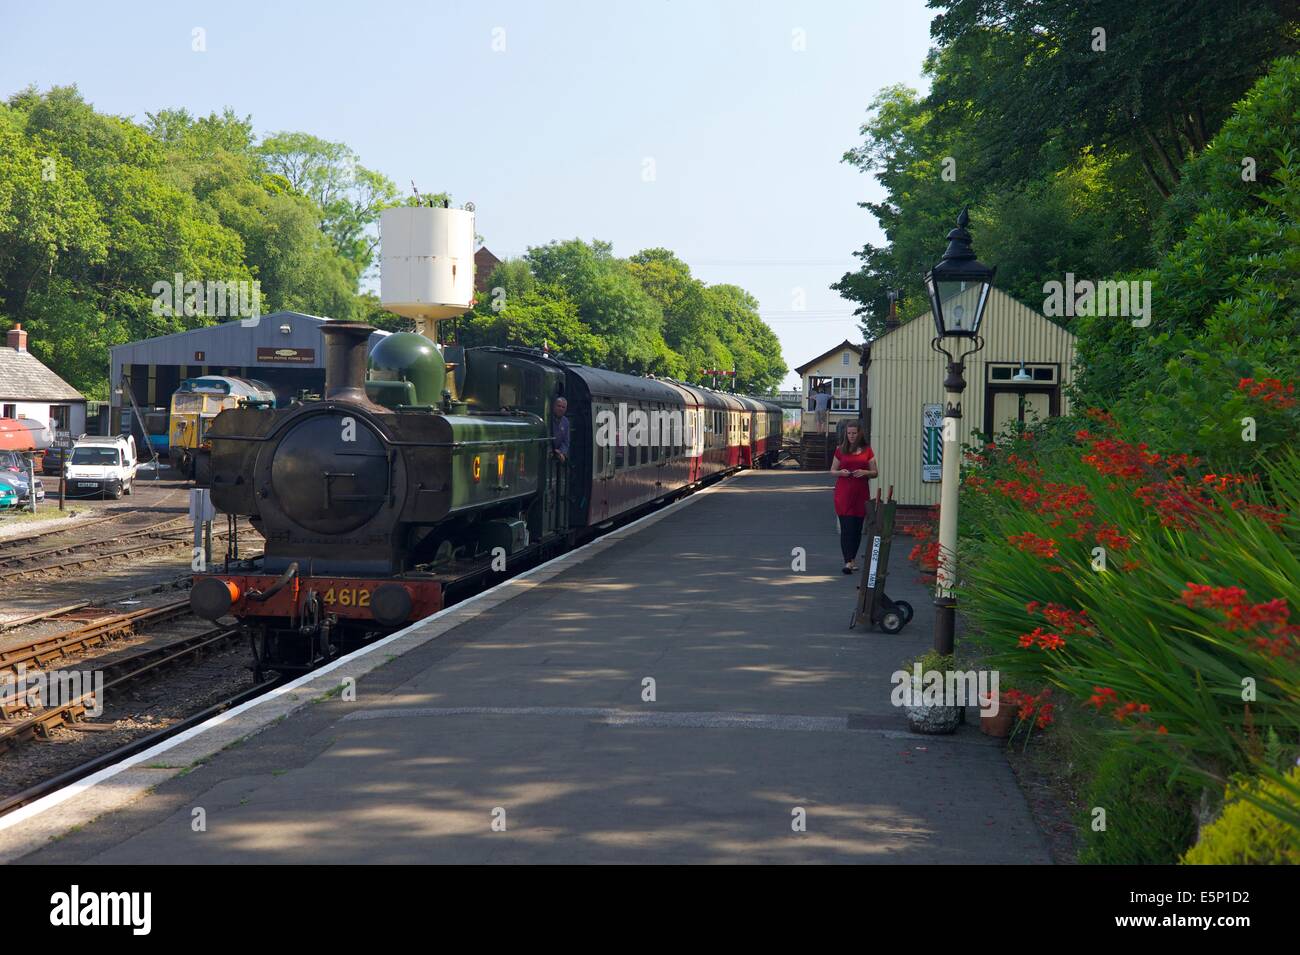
<box><xmin>739</xmin><ymin>394</ymin><xmax>783</xmax><ymax>468</ymax></box>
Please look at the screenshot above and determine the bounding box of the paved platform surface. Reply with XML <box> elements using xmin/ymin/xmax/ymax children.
<box><xmin>13</xmin><ymin>470</ymin><xmax>1050</xmax><ymax>864</ymax></box>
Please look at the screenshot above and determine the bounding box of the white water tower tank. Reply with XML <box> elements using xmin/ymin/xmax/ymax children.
<box><xmin>380</xmin><ymin>205</ymin><xmax>476</xmax><ymax>321</ymax></box>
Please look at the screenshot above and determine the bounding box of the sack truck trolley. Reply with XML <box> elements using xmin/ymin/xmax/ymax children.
<box><xmin>850</xmin><ymin>485</ymin><xmax>915</xmax><ymax>633</ymax></box>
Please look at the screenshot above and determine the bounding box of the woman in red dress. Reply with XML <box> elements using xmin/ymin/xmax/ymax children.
<box><xmin>832</xmin><ymin>420</ymin><xmax>877</xmax><ymax>574</ymax></box>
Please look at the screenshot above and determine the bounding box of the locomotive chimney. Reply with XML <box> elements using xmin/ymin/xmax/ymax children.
<box><xmin>322</xmin><ymin>322</ymin><xmax>380</xmax><ymax>406</ymax></box>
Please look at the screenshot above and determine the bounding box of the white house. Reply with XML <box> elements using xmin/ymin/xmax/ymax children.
<box><xmin>0</xmin><ymin>324</ymin><xmax>87</xmax><ymax>438</ymax></box>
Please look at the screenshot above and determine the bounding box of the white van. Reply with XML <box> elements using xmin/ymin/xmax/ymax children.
<box><xmin>65</xmin><ymin>434</ymin><xmax>138</xmax><ymax>499</ymax></box>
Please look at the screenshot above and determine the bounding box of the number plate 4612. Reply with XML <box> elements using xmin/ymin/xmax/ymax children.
<box><xmin>323</xmin><ymin>587</ymin><xmax>371</xmax><ymax>608</ymax></box>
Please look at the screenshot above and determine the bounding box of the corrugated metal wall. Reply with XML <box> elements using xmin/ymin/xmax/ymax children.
<box><xmin>867</xmin><ymin>288</ymin><xmax>1077</xmax><ymax>506</ymax></box>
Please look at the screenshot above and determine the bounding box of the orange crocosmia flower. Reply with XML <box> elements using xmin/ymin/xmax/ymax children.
<box><xmin>1007</xmin><ymin>532</ymin><xmax>1059</xmax><ymax>559</ymax></box>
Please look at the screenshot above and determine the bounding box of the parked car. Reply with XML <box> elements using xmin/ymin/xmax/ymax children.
<box><xmin>41</xmin><ymin>446</ymin><xmax>67</xmax><ymax>476</ymax></box>
<box><xmin>64</xmin><ymin>435</ymin><xmax>138</xmax><ymax>499</ymax></box>
<box><xmin>0</xmin><ymin>470</ymin><xmax>43</xmax><ymax>504</ymax></box>
<box><xmin>0</xmin><ymin>450</ymin><xmax>44</xmax><ymax>502</ymax></box>
<box><xmin>0</xmin><ymin>480</ymin><xmax>17</xmax><ymax>510</ymax></box>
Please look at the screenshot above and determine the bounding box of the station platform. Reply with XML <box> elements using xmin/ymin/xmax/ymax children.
<box><xmin>4</xmin><ymin>470</ymin><xmax>1050</xmax><ymax>864</ymax></box>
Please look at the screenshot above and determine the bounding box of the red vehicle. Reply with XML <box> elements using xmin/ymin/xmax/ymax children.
<box><xmin>734</xmin><ymin>394</ymin><xmax>783</xmax><ymax>468</ymax></box>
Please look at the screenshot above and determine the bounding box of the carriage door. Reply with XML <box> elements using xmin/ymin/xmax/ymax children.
<box><xmin>594</xmin><ymin>402</ymin><xmax>612</xmax><ymax>521</ymax></box>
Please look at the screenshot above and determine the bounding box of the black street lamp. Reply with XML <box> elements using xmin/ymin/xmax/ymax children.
<box><xmin>924</xmin><ymin>207</ymin><xmax>996</xmax><ymax>339</ymax></box>
<box><xmin>926</xmin><ymin>207</ymin><xmax>996</xmax><ymax>656</ymax></box>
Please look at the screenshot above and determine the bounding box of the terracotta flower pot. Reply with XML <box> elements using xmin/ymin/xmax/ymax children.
<box><xmin>978</xmin><ymin>693</ymin><xmax>1018</xmax><ymax>738</ymax></box>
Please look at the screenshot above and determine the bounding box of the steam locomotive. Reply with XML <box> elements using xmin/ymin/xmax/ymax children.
<box><xmin>190</xmin><ymin>321</ymin><xmax>782</xmax><ymax>678</ymax></box>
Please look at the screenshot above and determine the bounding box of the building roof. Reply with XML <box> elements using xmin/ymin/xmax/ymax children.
<box><xmin>474</xmin><ymin>247</ymin><xmax>502</xmax><ymax>292</ymax></box>
<box><xmin>793</xmin><ymin>340</ymin><xmax>862</xmax><ymax>375</ymax></box>
<box><xmin>108</xmin><ymin>311</ymin><xmax>389</xmax><ymax>369</ymax></box>
<box><xmin>0</xmin><ymin>345</ymin><xmax>85</xmax><ymax>402</ymax></box>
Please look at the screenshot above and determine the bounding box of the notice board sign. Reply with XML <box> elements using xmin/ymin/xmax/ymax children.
<box><xmin>922</xmin><ymin>403</ymin><xmax>943</xmax><ymax>483</ymax></box>
<box><xmin>256</xmin><ymin>346</ymin><xmax>315</xmax><ymax>364</ymax></box>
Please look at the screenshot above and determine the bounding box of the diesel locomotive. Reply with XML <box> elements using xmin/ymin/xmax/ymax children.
<box><xmin>190</xmin><ymin>320</ymin><xmax>782</xmax><ymax>678</ymax></box>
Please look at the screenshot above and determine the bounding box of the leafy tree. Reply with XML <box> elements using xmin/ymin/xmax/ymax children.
<box><xmin>0</xmin><ymin>87</ymin><xmax>389</xmax><ymax>396</ymax></box>
<box><xmin>706</xmin><ymin>284</ymin><xmax>786</xmax><ymax>394</ymax></box>
<box><xmin>458</xmin><ymin>282</ymin><xmax>607</xmax><ymax>366</ymax></box>
<box><xmin>525</xmin><ymin>239</ymin><xmax>672</xmax><ymax>374</ymax></box>
<box><xmin>626</xmin><ymin>249</ymin><xmax>732</xmax><ymax>382</ymax></box>
<box><xmin>834</xmin><ymin>3</ymin><xmax>1298</xmax><ymax>335</ymax></box>
<box><xmin>927</xmin><ymin>0</ymin><xmax>1297</xmax><ymax>198</ymax></box>
<box><xmin>1073</xmin><ymin>55</ymin><xmax>1300</xmax><ymax>466</ymax></box>
<box><xmin>257</xmin><ymin>131</ymin><xmax>400</xmax><ymax>281</ymax></box>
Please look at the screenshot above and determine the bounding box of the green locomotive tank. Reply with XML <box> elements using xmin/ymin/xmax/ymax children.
<box><xmin>206</xmin><ymin>324</ymin><xmax>554</xmax><ymax>577</ymax></box>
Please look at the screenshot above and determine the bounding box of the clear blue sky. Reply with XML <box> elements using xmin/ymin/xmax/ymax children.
<box><xmin>0</xmin><ymin>0</ymin><xmax>936</xmax><ymax>388</ymax></box>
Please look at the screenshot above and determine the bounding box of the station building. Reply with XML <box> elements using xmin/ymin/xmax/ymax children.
<box><xmin>791</xmin><ymin>288</ymin><xmax>1077</xmax><ymax>508</ymax></box>
<box><xmin>107</xmin><ymin>311</ymin><xmax>388</xmax><ymax>430</ymax></box>
<box><xmin>863</xmin><ymin>287</ymin><xmax>1077</xmax><ymax>507</ymax></box>
<box><xmin>0</xmin><ymin>323</ymin><xmax>87</xmax><ymax>439</ymax></box>
<box><xmin>792</xmin><ymin>340</ymin><xmax>864</xmax><ymax>469</ymax></box>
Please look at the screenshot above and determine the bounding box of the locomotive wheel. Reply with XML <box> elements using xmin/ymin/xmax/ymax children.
<box><xmin>879</xmin><ymin>610</ymin><xmax>905</xmax><ymax>634</ymax></box>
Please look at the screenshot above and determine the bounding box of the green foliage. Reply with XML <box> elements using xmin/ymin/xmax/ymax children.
<box><xmin>1071</xmin><ymin>55</ymin><xmax>1300</xmax><ymax>467</ymax></box>
<box><xmin>256</xmin><ymin>130</ymin><xmax>401</xmax><ymax>281</ymax></box>
<box><xmin>928</xmin><ymin>0</ymin><xmax>1295</xmax><ymax>199</ymax></box>
<box><xmin>1154</xmin><ymin>54</ymin><xmax>1300</xmax><ymax>250</ymax></box>
<box><xmin>0</xmin><ymin>86</ymin><xmax>389</xmax><ymax>397</ymax></box>
<box><xmin>835</xmin><ymin>2</ymin><xmax>1298</xmax><ymax>334</ymax></box>
<box><xmin>903</xmin><ymin>650</ymin><xmax>954</xmax><ymax>673</ymax></box>
<box><xmin>1078</xmin><ymin>744</ymin><xmax>1199</xmax><ymax>865</ymax></box>
<box><xmin>1183</xmin><ymin>766</ymin><xmax>1300</xmax><ymax>864</ymax></box>
<box><xmin>467</xmin><ymin>240</ymin><xmax>789</xmax><ymax>392</ymax></box>
<box><xmin>833</xmin><ymin>83</ymin><xmax>1157</xmax><ymax>336</ymax></box>
<box><xmin>961</xmin><ymin>417</ymin><xmax>1300</xmax><ymax>838</ymax></box>
<box><xmin>458</xmin><ymin>283</ymin><xmax>607</xmax><ymax>366</ymax></box>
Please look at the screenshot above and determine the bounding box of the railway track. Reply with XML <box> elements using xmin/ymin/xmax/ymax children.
<box><xmin>0</xmin><ymin>677</ymin><xmax>275</xmax><ymax>818</ymax></box>
<box><xmin>0</xmin><ymin>515</ymin><xmax>190</xmax><ymax>568</ymax></box>
<box><xmin>0</xmin><ymin>599</ymin><xmax>193</xmax><ymax>691</ymax></box>
<box><xmin>0</xmin><ymin>625</ymin><xmax>245</xmax><ymax>753</ymax></box>
<box><xmin>0</xmin><ymin>519</ymin><xmax>257</xmax><ymax>583</ymax></box>
<box><xmin>0</xmin><ymin>514</ymin><xmax>117</xmax><ymax>553</ymax></box>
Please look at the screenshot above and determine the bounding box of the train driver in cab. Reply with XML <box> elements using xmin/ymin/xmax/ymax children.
<box><xmin>552</xmin><ymin>396</ymin><xmax>570</xmax><ymax>463</ymax></box>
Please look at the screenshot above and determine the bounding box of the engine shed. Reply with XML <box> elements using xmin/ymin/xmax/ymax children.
<box><xmin>108</xmin><ymin>312</ymin><xmax>389</xmax><ymax>429</ymax></box>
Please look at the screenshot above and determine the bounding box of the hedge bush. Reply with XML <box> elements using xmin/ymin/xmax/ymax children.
<box><xmin>1079</xmin><ymin>745</ymin><xmax>1199</xmax><ymax>865</ymax></box>
<box><xmin>1183</xmin><ymin>767</ymin><xmax>1300</xmax><ymax>864</ymax></box>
